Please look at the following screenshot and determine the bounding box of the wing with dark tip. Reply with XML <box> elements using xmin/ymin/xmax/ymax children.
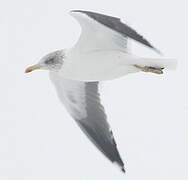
<box><xmin>50</xmin><ymin>72</ymin><xmax>125</xmax><ymax>172</ymax></box>
<box><xmin>70</xmin><ymin>10</ymin><xmax>160</xmax><ymax>54</ymax></box>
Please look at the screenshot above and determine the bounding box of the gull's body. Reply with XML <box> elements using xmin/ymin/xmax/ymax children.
<box><xmin>60</xmin><ymin>49</ymin><xmax>140</xmax><ymax>81</ymax></box>
<box><xmin>25</xmin><ymin>10</ymin><xmax>177</xmax><ymax>173</ymax></box>
<box><xmin>61</xmin><ymin>49</ymin><xmax>175</xmax><ymax>81</ymax></box>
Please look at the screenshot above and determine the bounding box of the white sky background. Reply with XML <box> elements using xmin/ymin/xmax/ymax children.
<box><xmin>0</xmin><ymin>0</ymin><xmax>187</xmax><ymax>179</ymax></box>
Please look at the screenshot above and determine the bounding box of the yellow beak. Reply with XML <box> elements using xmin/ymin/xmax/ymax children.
<box><xmin>25</xmin><ymin>64</ymin><xmax>40</xmax><ymax>73</ymax></box>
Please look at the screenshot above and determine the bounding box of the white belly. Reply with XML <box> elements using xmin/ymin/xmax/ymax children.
<box><xmin>59</xmin><ymin>50</ymin><xmax>139</xmax><ymax>81</ymax></box>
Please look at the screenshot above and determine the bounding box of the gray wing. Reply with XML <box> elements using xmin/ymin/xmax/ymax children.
<box><xmin>50</xmin><ymin>72</ymin><xmax>125</xmax><ymax>172</ymax></box>
<box><xmin>71</xmin><ymin>10</ymin><xmax>160</xmax><ymax>54</ymax></box>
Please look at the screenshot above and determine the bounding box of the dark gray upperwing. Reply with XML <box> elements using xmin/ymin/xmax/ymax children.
<box><xmin>49</xmin><ymin>73</ymin><xmax>125</xmax><ymax>172</ymax></box>
<box><xmin>76</xmin><ymin>82</ymin><xmax>125</xmax><ymax>172</ymax></box>
<box><xmin>71</xmin><ymin>10</ymin><xmax>161</xmax><ymax>54</ymax></box>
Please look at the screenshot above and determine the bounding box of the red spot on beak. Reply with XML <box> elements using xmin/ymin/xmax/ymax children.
<box><xmin>25</xmin><ymin>65</ymin><xmax>40</xmax><ymax>73</ymax></box>
<box><xmin>25</xmin><ymin>68</ymin><xmax>32</xmax><ymax>73</ymax></box>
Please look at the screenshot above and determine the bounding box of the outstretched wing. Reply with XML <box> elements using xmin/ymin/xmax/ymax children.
<box><xmin>70</xmin><ymin>10</ymin><xmax>160</xmax><ymax>53</ymax></box>
<box><xmin>50</xmin><ymin>72</ymin><xmax>125</xmax><ymax>172</ymax></box>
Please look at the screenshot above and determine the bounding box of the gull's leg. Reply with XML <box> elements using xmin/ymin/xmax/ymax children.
<box><xmin>134</xmin><ymin>65</ymin><xmax>164</xmax><ymax>74</ymax></box>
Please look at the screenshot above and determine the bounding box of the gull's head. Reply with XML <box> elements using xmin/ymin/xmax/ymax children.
<box><xmin>25</xmin><ymin>50</ymin><xmax>64</xmax><ymax>73</ymax></box>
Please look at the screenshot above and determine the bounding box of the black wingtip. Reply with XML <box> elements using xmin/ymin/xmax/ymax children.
<box><xmin>121</xmin><ymin>167</ymin><xmax>126</xmax><ymax>173</ymax></box>
<box><xmin>153</xmin><ymin>47</ymin><xmax>163</xmax><ymax>56</ymax></box>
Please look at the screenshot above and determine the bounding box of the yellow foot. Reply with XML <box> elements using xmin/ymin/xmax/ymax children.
<box><xmin>134</xmin><ymin>65</ymin><xmax>164</xmax><ymax>74</ymax></box>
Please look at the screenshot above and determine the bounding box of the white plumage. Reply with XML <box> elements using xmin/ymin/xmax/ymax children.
<box><xmin>25</xmin><ymin>10</ymin><xmax>177</xmax><ymax>173</ymax></box>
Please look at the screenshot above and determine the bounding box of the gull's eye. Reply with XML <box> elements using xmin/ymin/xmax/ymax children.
<box><xmin>45</xmin><ymin>58</ymin><xmax>55</xmax><ymax>65</ymax></box>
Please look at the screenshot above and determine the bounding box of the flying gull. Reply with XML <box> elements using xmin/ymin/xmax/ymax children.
<box><xmin>25</xmin><ymin>10</ymin><xmax>177</xmax><ymax>173</ymax></box>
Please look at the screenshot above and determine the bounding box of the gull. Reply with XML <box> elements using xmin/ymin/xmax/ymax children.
<box><xmin>25</xmin><ymin>10</ymin><xmax>177</xmax><ymax>173</ymax></box>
